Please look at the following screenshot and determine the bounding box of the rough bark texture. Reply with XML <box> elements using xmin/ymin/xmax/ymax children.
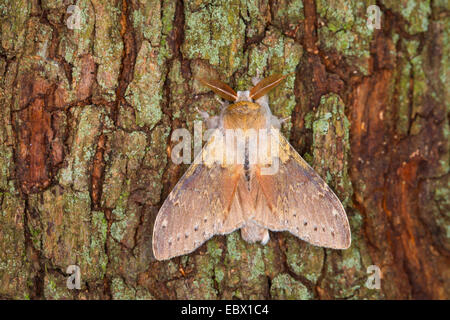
<box><xmin>0</xmin><ymin>0</ymin><xmax>448</xmax><ymax>300</ymax></box>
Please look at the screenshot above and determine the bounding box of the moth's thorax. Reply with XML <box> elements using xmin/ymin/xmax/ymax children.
<box><xmin>222</xmin><ymin>101</ymin><xmax>267</xmax><ymax>131</ymax></box>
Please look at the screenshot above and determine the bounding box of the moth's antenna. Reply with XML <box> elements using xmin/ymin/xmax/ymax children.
<box><xmin>249</xmin><ymin>73</ymin><xmax>292</xmax><ymax>100</ymax></box>
<box><xmin>196</xmin><ymin>78</ymin><xmax>238</xmax><ymax>102</ymax></box>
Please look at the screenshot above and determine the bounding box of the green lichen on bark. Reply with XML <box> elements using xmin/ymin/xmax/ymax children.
<box><xmin>0</xmin><ymin>190</ymin><xmax>30</xmax><ymax>299</ymax></box>
<box><xmin>382</xmin><ymin>0</ymin><xmax>431</xmax><ymax>35</ymax></box>
<box><xmin>311</xmin><ymin>94</ymin><xmax>352</xmax><ymax>207</ymax></box>
<box><xmin>92</xmin><ymin>0</ymin><xmax>124</xmax><ymax>101</ymax></box>
<box><xmin>316</xmin><ymin>0</ymin><xmax>375</xmax><ymax>75</ymax></box>
<box><xmin>270</xmin><ymin>273</ymin><xmax>313</xmax><ymax>300</ymax></box>
<box><xmin>125</xmin><ymin>40</ymin><xmax>165</xmax><ymax>129</ymax></box>
<box><xmin>183</xmin><ymin>0</ymin><xmax>246</xmax><ymax>77</ymax></box>
<box><xmin>285</xmin><ymin>235</ymin><xmax>323</xmax><ymax>283</ymax></box>
<box><xmin>59</xmin><ymin>106</ymin><xmax>104</xmax><ymax>191</ymax></box>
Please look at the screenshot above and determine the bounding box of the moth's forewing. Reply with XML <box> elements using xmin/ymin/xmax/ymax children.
<box><xmin>253</xmin><ymin>135</ymin><xmax>351</xmax><ymax>249</ymax></box>
<box><xmin>152</xmin><ymin>135</ymin><xmax>244</xmax><ymax>261</ymax></box>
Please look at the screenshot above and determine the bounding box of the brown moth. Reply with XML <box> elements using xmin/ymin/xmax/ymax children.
<box><xmin>152</xmin><ymin>74</ymin><xmax>351</xmax><ymax>260</ymax></box>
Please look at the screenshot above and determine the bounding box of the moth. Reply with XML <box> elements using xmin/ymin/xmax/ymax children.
<box><xmin>152</xmin><ymin>74</ymin><xmax>351</xmax><ymax>261</ymax></box>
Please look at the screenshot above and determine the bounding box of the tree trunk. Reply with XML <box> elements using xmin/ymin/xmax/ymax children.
<box><xmin>0</xmin><ymin>0</ymin><xmax>448</xmax><ymax>299</ymax></box>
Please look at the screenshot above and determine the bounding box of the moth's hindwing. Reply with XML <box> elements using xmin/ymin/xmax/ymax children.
<box><xmin>253</xmin><ymin>135</ymin><xmax>351</xmax><ymax>249</ymax></box>
<box><xmin>152</xmin><ymin>135</ymin><xmax>245</xmax><ymax>261</ymax></box>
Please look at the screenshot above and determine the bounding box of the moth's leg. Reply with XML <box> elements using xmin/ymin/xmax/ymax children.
<box><xmin>195</xmin><ymin>106</ymin><xmax>220</xmax><ymax>129</ymax></box>
<box><xmin>270</xmin><ymin>115</ymin><xmax>291</xmax><ymax>129</ymax></box>
<box><xmin>195</xmin><ymin>106</ymin><xmax>209</xmax><ymax>121</ymax></box>
<box><xmin>280</xmin><ymin>116</ymin><xmax>291</xmax><ymax>124</ymax></box>
<box><xmin>216</xmin><ymin>97</ymin><xmax>229</xmax><ymax>109</ymax></box>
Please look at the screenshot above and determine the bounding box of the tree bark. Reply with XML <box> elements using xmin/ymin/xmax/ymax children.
<box><xmin>0</xmin><ymin>0</ymin><xmax>448</xmax><ymax>299</ymax></box>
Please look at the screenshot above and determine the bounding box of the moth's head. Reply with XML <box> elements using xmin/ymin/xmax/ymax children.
<box><xmin>196</xmin><ymin>73</ymin><xmax>290</xmax><ymax>104</ymax></box>
<box><xmin>236</xmin><ymin>90</ymin><xmax>252</xmax><ymax>102</ymax></box>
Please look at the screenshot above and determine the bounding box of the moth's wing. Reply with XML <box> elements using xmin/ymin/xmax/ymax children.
<box><xmin>253</xmin><ymin>135</ymin><xmax>351</xmax><ymax>249</ymax></box>
<box><xmin>152</xmin><ymin>136</ymin><xmax>245</xmax><ymax>261</ymax></box>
